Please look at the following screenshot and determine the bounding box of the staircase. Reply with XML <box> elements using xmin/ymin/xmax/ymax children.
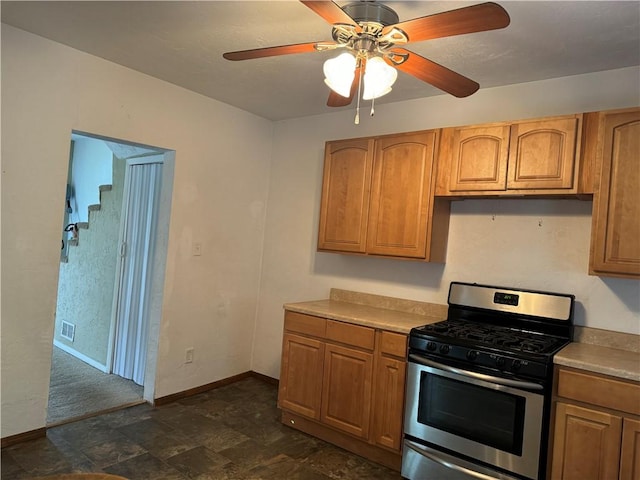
<box><xmin>61</xmin><ymin>184</ymin><xmax>113</xmax><ymax>263</ymax></box>
<box><xmin>55</xmin><ymin>161</ymin><xmax>124</xmax><ymax>368</ymax></box>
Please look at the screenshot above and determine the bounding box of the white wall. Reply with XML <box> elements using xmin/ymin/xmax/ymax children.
<box><xmin>1</xmin><ymin>25</ymin><xmax>273</xmax><ymax>438</ymax></box>
<box><xmin>2</xmin><ymin>22</ymin><xmax>639</xmax><ymax>441</ymax></box>
<box><xmin>252</xmin><ymin>67</ymin><xmax>640</xmax><ymax>378</ymax></box>
<box><xmin>69</xmin><ymin>137</ymin><xmax>113</xmax><ymax>224</ymax></box>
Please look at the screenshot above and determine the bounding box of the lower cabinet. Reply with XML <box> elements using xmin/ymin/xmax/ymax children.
<box><xmin>279</xmin><ymin>333</ymin><xmax>324</xmax><ymax>419</ymax></box>
<box><xmin>621</xmin><ymin>418</ymin><xmax>640</xmax><ymax>480</ymax></box>
<box><xmin>278</xmin><ymin>311</ymin><xmax>407</xmax><ymax>470</ymax></box>
<box><xmin>550</xmin><ymin>367</ymin><xmax>640</xmax><ymax>480</ymax></box>
<box><xmin>321</xmin><ymin>342</ymin><xmax>373</xmax><ymax>439</ymax></box>
<box><xmin>371</xmin><ymin>340</ymin><xmax>407</xmax><ymax>451</ymax></box>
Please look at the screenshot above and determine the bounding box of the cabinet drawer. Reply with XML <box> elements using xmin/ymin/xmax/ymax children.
<box><xmin>557</xmin><ymin>368</ymin><xmax>640</xmax><ymax>415</ymax></box>
<box><xmin>326</xmin><ymin>320</ymin><xmax>375</xmax><ymax>350</ymax></box>
<box><xmin>379</xmin><ymin>331</ymin><xmax>407</xmax><ymax>358</ymax></box>
<box><xmin>284</xmin><ymin>311</ymin><xmax>326</xmax><ymax>338</ymax></box>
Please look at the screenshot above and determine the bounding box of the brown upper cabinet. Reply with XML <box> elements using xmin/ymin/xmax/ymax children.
<box><xmin>588</xmin><ymin>107</ymin><xmax>640</xmax><ymax>279</ymax></box>
<box><xmin>317</xmin><ymin>109</ymin><xmax>638</xmax><ymax>274</ymax></box>
<box><xmin>318</xmin><ymin>130</ymin><xmax>449</xmax><ymax>261</ymax></box>
<box><xmin>435</xmin><ymin>114</ymin><xmax>590</xmax><ymax>196</ymax></box>
<box><xmin>318</xmin><ymin>138</ymin><xmax>374</xmax><ymax>254</ymax></box>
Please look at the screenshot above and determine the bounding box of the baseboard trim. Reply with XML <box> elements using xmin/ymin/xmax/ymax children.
<box><xmin>153</xmin><ymin>370</ymin><xmax>278</xmax><ymax>406</ymax></box>
<box><xmin>250</xmin><ymin>370</ymin><xmax>279</xmax><ymax>386</ymax></box>
<box><xmin>53</xmin><ymin>340</ymin><xmax>108</xmax><ymax>373</ymax></box>
<box><xmin>1</xmin><ymin>427</ymin><xmax>46</xmax><ymax>448</ymax></box>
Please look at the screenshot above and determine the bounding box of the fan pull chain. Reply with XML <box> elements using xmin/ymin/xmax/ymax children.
<box><xmin>370</xmin><ymin>96</ymin><xmax>375</xmax><ymax>117</ymax></box>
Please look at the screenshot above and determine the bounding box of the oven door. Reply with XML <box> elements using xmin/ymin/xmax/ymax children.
<box><xmin>403</xmin><ymin>354</ymin><xmax>545</xmax><ymax>480</ymax></box>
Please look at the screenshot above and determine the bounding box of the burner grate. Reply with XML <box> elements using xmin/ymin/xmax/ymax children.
<box><xmin>419</xmin><ymin>319</ymin><xmax>565</xmax><ymax>355</ymax></box>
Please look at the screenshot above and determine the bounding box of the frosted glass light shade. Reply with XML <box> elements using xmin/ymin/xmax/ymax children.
<box><xmin>362</xmin><ymin>56</ymin><xmax>397</xmax><ymax>100</ymax></box>
<box><xmin>323</xmin><ymin>52</ymin><xmax>357</xmax><ymax>97</ymax></box>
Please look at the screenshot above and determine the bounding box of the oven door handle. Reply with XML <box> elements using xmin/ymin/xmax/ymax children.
<box><xmin>405</xmin><ymin>440</ymin><xmax>514</xmax><ymax>480</ymax></box>
<box><xmin>408</xmin><ymin>353</ymin><xmax>544</xmax><ymax>391</ymax></box>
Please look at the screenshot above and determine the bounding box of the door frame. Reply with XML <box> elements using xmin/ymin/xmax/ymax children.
<box><xmin>106</xmin><ymin>150</ymin><xmax>175</xmax><ymax>402</ymax></box>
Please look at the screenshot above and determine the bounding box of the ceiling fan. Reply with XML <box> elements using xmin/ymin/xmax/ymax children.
<box><xmin>223</xmin><ymin>1</ymin><xmax>510</xmax><ymax>109</ymax></box>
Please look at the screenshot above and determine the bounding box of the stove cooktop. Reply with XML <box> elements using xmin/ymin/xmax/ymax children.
<box><xmin>413</xmin><ymin>318</ymin><xmax>569</xmax><ymax>356</ymax></box>
<box><xmin>408</xmin><ymin>282</ymin><xmax>575</xmax><ymax>381</ymax></box>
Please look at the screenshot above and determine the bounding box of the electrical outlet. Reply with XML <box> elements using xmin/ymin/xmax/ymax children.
<box><xmin>192</xmin><ymin>242</ymin><xmax>202</xmax><ymax>256</ymax></box>
<box><xmin>185</xmin><ymin>347</ymin><xmax>194</xmax><ymax>364</ymax></box>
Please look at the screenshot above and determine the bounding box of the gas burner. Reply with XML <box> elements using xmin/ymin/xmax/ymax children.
<box><xmin>418</xmin><ymin>318</ymin><xmax>567</xmax><ymax>355</ymax></box>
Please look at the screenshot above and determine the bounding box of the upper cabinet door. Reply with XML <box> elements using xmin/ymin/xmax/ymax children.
<box><xmin>589</xmin><ymin>108</ymin><xmax>640</xmax><ymax>278</ymax></box>
<box><xmin>367</xmin><ymin>131</ymin><xmax>438</xmax><ymax>258</ymax></box>
<box><xmin>449</xmin><ymin>124</ymin><xmax>510</xmax><ymax>192</ymax></box>
<box><xmin>507</xmin><ymin>116</ymin><xmax>580</xmax><ymax>190</ymax></box>
<box><xmin>437</xmin><ymin>115</ymin><xmax>584</xmax><ymax>196</ymax></box>
<box><xmin>318</xmin><ymin>138</ymin><xmax>374</xmax><ymax>253</ymax></box>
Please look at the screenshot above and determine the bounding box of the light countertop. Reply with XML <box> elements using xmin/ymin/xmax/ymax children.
<box><xmin>555</xmin><ymin>342</ymin><xmax>640</xmax><ymax>382</ymax></box>
<box><xmin>284</xmin><ymin>289</ymin><xmax>639</xmax><ymax>383</ymax></box>
<box><xmin>283</xmin><ymin>299</ymin><xmax>445</xmax><ymax>334</ymax></box>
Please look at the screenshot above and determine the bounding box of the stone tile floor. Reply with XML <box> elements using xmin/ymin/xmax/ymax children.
<box><xmin>1</xmin><ymin>377</ymin><xmax>403</xmax><ymax>479</ymax></box>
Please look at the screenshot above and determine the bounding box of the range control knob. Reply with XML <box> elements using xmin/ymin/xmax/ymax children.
<box><xmin>439</xmin><ymin>344</ymin><xmax>450</xmax><ymax>355</ymax></box>
<box><xmin>427</xmin><ymin>341</ymin><xmax>437</xmax><ymax>351</ymax></box>
<box><xmin>511</xmin><ymin>360</ymin><xmax>522</xmax><ymax>371</ymax></box>
<box><xmin>466</xmin><ymin>350</ymin><xmax>478</xmax><ymax>361</ymax></box>
<box><xmin>495</xmin><ymin>356</ymin><xmax>506</xmax><ymax>368</ymax></box>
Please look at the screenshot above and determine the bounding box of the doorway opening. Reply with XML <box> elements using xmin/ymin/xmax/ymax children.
<box><xmin>49</xmin><ymin>131</ymin><xmax>174</xmax><ymax>425</ymax></box>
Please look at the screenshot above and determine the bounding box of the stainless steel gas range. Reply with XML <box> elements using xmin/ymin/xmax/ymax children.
<box><xmin>402</xmin><ymin>282</ymin><xmax>574</xmax><ymax>480</ymax></box>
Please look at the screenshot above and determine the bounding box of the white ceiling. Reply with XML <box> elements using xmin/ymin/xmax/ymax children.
<box><xmin>2</xmin><ymin>1</ymin><xmax>639</xmax><ymax>121</ymax></box>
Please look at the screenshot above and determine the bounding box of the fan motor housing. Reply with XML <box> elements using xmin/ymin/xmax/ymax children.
<box><xmin>342</xmin><ymin>1</ymin><xmax>400</xmax><ymax>26</ymax></box>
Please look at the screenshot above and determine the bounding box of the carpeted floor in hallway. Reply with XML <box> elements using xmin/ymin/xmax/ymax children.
<box><xmin>47</xmin><ymin>347</ymin><xmax>144</xmax><ymax>426</ymax></box>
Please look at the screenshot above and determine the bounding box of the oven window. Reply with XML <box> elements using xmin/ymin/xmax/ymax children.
<box><xmin>418</xmin><ymin>372</ymin><xmax>525</xmax><ymax>455</ymax></box>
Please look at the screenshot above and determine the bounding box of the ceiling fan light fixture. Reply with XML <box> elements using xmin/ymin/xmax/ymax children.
<box><xmin>224</xmin><ymin>1</ymin><xmax>512</xmax><ymax>110</ymax></box>
<box><xmin>323</xmin><ymin>52</ymin><xmax>357</xmax><ymax>98</ymax></box>
<box><xmin>362</xmin><ymin>56</ymin><xmax>397</xmax><ymax>100</ymax></box>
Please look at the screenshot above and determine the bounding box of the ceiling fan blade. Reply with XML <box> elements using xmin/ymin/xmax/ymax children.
<box><xmin>300</xmin><ymin>1</ymin><xmax>361</xmax><ymax>31</ymax></box>
<box><xmin>383</xmin><ymin>2</ymin><xmax>510</xmax><ymax>43</ymax></box>
<box><xmin>327</xmin><ymin>63</ymin><xmax>363</xmax><ymax>107</ymax></box>
<box><xmin>327</xmin><ymin>90</ymin><xmax>353</xmax><ymax>107</ymax></box>
<box><xmin>223</xmin><ymin>41</ymin><xmax>326</xmax><ymax>61</ymax></box>
<box><xmin>390</xmin><ymin>48</ymin><xmax>479</xmax><ymax>98</ymax></box>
